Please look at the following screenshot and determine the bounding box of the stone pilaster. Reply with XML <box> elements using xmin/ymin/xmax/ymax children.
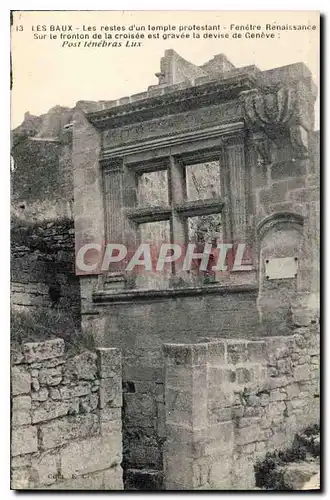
<box><xmin>163</xmin><ymin>343</ymin><xmax>208</xmax><ymax>490</ymax></box>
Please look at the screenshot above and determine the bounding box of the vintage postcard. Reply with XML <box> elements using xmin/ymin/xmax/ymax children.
<box><xmin>10</xmin><ymin>10</ymin><xmax>320</xmax><ymax>491</ymax></box>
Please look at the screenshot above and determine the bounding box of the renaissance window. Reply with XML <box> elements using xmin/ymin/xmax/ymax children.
<box><xmin>103</xmin><ymin>137</ymin><xmax>248</xmax><ymax>290</ymax></box>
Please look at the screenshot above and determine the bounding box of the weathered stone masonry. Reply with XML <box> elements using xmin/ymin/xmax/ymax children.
<box><xmin>11</xmin><ymin>339</ymin><xmax>123</xmax><ymax>490</ymax></box>
<box><xmin>11</xmin><ymin>49</ymin><xmax>319</xmax><ymax>490</ymax></box>
<box><xmin>11</xmin><ymin>219</ymin><xmax>80</xmax><ymax>315</ymax></box>
<box><xmin>72</xmin><ymin>50</ymin><xmax>319</xmax><ymax>488</ymax></box>
<box><xmin>163</xmin><ymin>325</ymin><xmax>319</xmax><ymax>490</ymax></box>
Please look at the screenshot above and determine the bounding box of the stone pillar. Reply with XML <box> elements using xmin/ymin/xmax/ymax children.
<box><xmin>163</xmin><ymin>343</ymin><xmax>208</xmax><ymax>490</ymax></box>
<box><xmin>72</xmin><ymin>107</ymin><xmax>106</xmax><ymax>339</ymax></box>
<box><xmin>72</xmin><ymin>107</ymin><xmax>105</xmax><ymax>259</ymax></box>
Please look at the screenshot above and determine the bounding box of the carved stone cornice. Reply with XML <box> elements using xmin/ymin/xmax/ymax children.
<box><xmin>239</xmin><ymin>82</ymin><xmax>313</xmax><ymax>161</ymax></box>
<box><xmin>101</xmin><ymin>121</ymin><xmax>244</xmax><ymax>162</ymax></box>
<box><xmin>87</xmin><ymin>72</ymin><xmax>257</xmax><ymax>130</ymax></box>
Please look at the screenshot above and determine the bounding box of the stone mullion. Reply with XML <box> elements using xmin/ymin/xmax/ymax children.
<box><xmin>168</xmin><ymin>156</ymin><xmax>188</xmax><ymax>280</ymax></box>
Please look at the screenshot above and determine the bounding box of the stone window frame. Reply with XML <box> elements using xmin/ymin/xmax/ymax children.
<box><xmin>101</xmin><ymin>124</ymin><xmax>249</xmax><ymax>291</ymax></box>
<box><xmin>126</xmin><ymin>151</ymin><xmax>225</xmax><ymax>284</ymax></box>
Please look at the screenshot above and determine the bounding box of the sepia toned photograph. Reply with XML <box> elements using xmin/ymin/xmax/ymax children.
<box><xmin>10</xmin><ymin>10</ymin><xmax>320</xmax><ymax>491</ymax></box>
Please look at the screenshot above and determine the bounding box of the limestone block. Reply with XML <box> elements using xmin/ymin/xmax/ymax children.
<box><xmin>12</xmin><ymin>454</ymin><xmax>32</xmax><ymax>469</ymax></box>
<box><xmin>258</xmin><ymin>392</ymin><xmax>270</xmax><ymax>407</ymax></box>
<box><xmin>39</xmin><ymin>413</ymin><xmax>99</xmax><ymax>450</ymax></box>
<box><xmin>11</xmin><ymin>468</ymin><xmax>31</xmax><ymax>489</ymax></box>
<box><xmin>63</xmin><ymin>351</ymin><xmax>98</xmax><ymax>381</ymax></box>
<box><xmin>164</xmin><ymin>453</ymin><xmax>194</xmax><ymax>489</ymax></box>
<box><xmin>286</xmin><ymin>383</ymin><xmax>301</xmax><ymax>398</ymax></box>
<box><xmin>103</xmin><ymin>465</ymin><xmax>123</xmax><ymax>490</ymax></box>
<box><xmin>11</xmin><ymin>366</ymin><xmax>31</xmax><ymax>395</ymax></box>
<box><xmin>244</xmin><ymin>406</ymin><xmax>263</xmax><ymax>417</ymax></box>
<box><xmin>236</xmin><ymin>364</ymin><xmax>266</xmax><ymax>386</ymax></box>
<box><xmin>100</xmin><ymin>419</ymin><xmax>122</xmax><ymax>435</ymax></box>
<box><xmin>38</xmin><ymin>367</ymin><xmax>62</xmax><ymax>386</ymax></box>
<box><xmin>208</xmin><ymin>458</ymin><xmax>233</xmax><ymax>489</ymax></box>
<box><xmin>207</xmin><ymin>341</ymin><xmax>226</xmax><ymax>365</ymax></box>
<box><xmin>208</xmin><ymin>406</ymin><xmax>232</xmax><ymax>424</ymax></box>
<box><xmin>31</xmin><ymin>388</ymin><xmax>49</xmax><ymax>401</ymax></box>
<box><xmin>231</xmin><ymin>454</ymin><xmax>256</xmax><ymax>489</ymax></box>
<box><xmin>49</xmin><ymin>388</ymin><xmax>61</xmax><ymax>400</ymax></box>
<box><xmin>12</xmin><ymin>395</ymin><xmax>31</xmax><ymax>411</ymax></box>
<box><xmin>227</xmin><ymin>341</ymin><xmax>249</xmax><ymax>364</ymax></box>
<box><xmin>192</xmin><ymin>456</ymin><xmax>212</xmax><ymax>488</ymax></box>
<box><xmin>246</xmin><ymin>341</ymin><xmax>267</xmax><ymax>363</ymax></box>
<box><xmin>235</xmin><ymin>424</ymin><xmax>260</xmax><ymax>445</ymax></box>
<box><xmin>270</xmin><ymin>389</ymin><xmax>287</xmax><ymax>402</ymax></box>
<box><xmin>232</xmin><ymin>405</ymin><xmax>244</xmax><ymax>418</ymax></box>
<box><xmin>237</xmin><ymin>416</ymin><xmax>261</xmax><ymax>428</ymax></box>
<box><xmin>265</xmin><ymin>401</ymin><xmax>286</xmax><ymax>419</ymax></box>
<box><xmin>60</xmin><ymin>434</ymin><xmax>122</xmax><ymax>479</ymax></box>
<box><xmin>23</xmin><ymin>339</ymin><xmax>65</xmax><ymax>363</ymax></box>
<box><xmin>206</xmin><ymin>422</ymin><xmax>235</xmax><ymax>454</ymax></box>
<box><xmin>49</xmin><ymin>471</ymin><xmax>105</xmax><ymax>490</ymax></box>
<box><xmin>293</xmin><ymin>364</ymin><xmax>310</xmax><ymax>381</ymax></box>
<box><xmin>32</xmin><ymin>399</ymin><xmax>75</xmax><ymax>424</ymax></box>
<box><xmin>11</xmin><ymin>348</ymin><xmax>24</xmax><ymax>365</ymax></box>
<box><xmin>263</xmin><ymin>375</ymin><xmax>291</xmax><ymax>391</ymax></box>
<box><xmin>30</xmin><ymin>451</ymin><xmax>58</xmax><ymax>486</ymax></box>
<box><xmin>277</xmin><ymin>357</ymin><xmax>293</xmax><ymax>375</ymax></box>
<box><xmin>79</xmin><ymin>393</ymin><xmax>99</xmax><ymax>413</ymax></box>
<box><xmin>265</xmin><ymin>337</ymin><xmax>292</xmax><ymax>364</ymax></box>
<box><xmin>31</xmin><ymin>357</ymin><xmax>65</xmax><ymax>369</ymax></box>
<box><xmin>96</xmin><ymin>348</ymin><xmax>121</xmax><ymax>378</ymax></box>
<box><xmin>59</xmin><ymin>382</ymin><xmax>91</xmax><ymax>399</ymax></box>
<box><xmin>163</xmin><ymin>343</ymin><xmax>207</xmax><ymax>367</ymax></box>
<box><xmin>12</xmin><ymin>395</ymin><xmax>32</xmax><ymax>427</ymax></box>
<box><xmin>11</xmin><ymin>426</ymin><xmax>38</xmax><ymax>456</ymax></box>
<box><xmin>208</xmin><ymin>367</ymin><xmax>237</xmax><ymax>387</ymax></box>
<box><xmin>31</xmin><ymin>378</ymin><xmax>40</xmax><ymax>392</ymax></box>
<box><xmin>100</xmin><ymin>407</ymin><xmax>121</xmax><ymax>422</ymax></box>
<box><xmin>99</xmin><ymin>376</ymin><xmax>122</xmax><ymax>408</ymax></box>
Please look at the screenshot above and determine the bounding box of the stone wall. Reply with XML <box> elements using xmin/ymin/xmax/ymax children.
<box><xmin>11</xmin><ymin>218</ymin><xmax>80</xmax><ymax>318</ymax></box>
<box><xmin>163</xmin><ymin>324</ymin><xmax>320</xmax><ymax>490</ymax></box>
<box><xmin>254</xmin><ymin>130</ymin><xmax>320</xmax><ymax>328</ymax></box>
<box><xmin>11</xmin><ymin>339</ymin><xmax>123</xmax><ymax>490</ymax></box>
<box><xmin>11</xmin><ymin>107</ymin><xmax>74</xmax><ymax>222</ymax></box>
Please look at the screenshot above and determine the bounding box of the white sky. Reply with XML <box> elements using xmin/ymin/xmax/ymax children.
<box><xmin>11</xmin><ymin>11</ymin><xmax>319</xmax><ymax>129</ymax></box>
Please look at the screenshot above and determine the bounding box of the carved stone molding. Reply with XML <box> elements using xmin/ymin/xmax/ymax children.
<box><xmin>240</xmin><ymin>84</ymin><xmax>311</xmax><ymax>161</ymax></box>
<box><xmin>256</xmin><ymin>211</ymin><xmax>304</xmax><ymax>242</ymax></box>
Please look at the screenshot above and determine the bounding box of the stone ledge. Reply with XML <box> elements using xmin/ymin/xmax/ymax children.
<box><xmin>92</xmin><ymin>283</ymin><xmax>258</xmax><ymax>304</ymax></box>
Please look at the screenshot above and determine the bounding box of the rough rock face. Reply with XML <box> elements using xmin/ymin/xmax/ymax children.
<box><xmin>254</xmin><ymin>424</ymin><xmax>320</xmax><ymax>491</ymax></box>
